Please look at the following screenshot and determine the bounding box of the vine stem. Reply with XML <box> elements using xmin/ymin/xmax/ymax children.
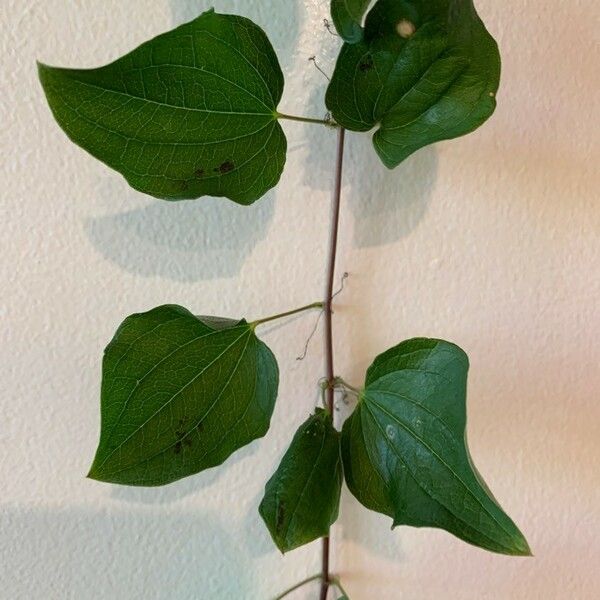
<box><xmin>251</xmin><ymin>301</ymin><xmax>324</xmax><ymax>329</ymax></box>
<box><xmin>321</xmin><ymin>127</ymin><xmax>346</xmax><ymax>600</ymax></box>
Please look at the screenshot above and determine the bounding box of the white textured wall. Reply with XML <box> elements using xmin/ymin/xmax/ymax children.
<box><xmin>1</xmin><ymin>1</ymin><xmax>599</xmax><ymax>598</ymax></box>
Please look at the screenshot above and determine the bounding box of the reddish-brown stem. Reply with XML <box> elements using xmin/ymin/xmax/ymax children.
<box><xmin>320</xmin><ymin>127</ymin><xmax>346</xmax><ymax>600</ymax></box>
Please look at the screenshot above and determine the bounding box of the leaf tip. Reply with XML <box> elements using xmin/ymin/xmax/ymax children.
<box><xmin>512</xmin><ymin>534</ymin><xmax>533</xmax><ymax>557</ymax></box>
<box><xmin>36</xmin><ymin>60</ymin><xmax>51</xmax><ymax>83</ymax></box>
<box><xmin>86</xmin><ymin>460</ymin><xmax>105</xmax><ymax>483</ymax></box>
<box><xmin>85</xmin><ymin>468</ymin><xmax>99</xmax><ymax>482</ymax></box>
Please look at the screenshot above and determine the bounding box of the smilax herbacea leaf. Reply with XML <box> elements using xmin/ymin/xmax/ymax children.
<box><xmin>259</xmin><ymin>409</ymin><xmax>342</xmax><ymax>553</ymax></box>
<box><xmin>88</xmin><ymin>305</ymin><xmax>278</xmax><ymax>486</ymax></box>
<box><xmin>342</xmin><ymin>338</ymin><xmax>530</xmax><ymax>555</ymax></box>
<box><xmin>326</xmin><ymin>0</ymin><xmax>501</xmax><ymax>168</ymax></box>
<box><xmin>38</xmin><ymin>9</ymin><xmax>286</xmax><ymax>204</ymax></box>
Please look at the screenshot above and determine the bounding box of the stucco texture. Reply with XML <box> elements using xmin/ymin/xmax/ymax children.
<box><xmin>1</xmin><ymin>1</ymin><xmax>599</xmax><ymax>598</ymax></box>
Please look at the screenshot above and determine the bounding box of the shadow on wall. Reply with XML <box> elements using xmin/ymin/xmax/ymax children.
<box><xmin>300</xmin><ymin>84</ymin><xmax>438</xmax><ymax>248</ymax></box>
<box><xmin>338</xmin><ymin>489</ymin><xmax>407</xmax><ymax>564</ymax></box>
<box><xmin>0</xmin><ymin>506</ymin><xmax>256</xmax><ymax>598</ymax></box>
<box><xmin>86</xmin><ymin>179</ymin><xmax>275</xmax><ymax>282</ymax></box>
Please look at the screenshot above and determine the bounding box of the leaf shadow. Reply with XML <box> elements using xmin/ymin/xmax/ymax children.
<box><xmin>299</xmin><ymin>85</ymin><xmax>438</xmax><ymax>248</ymax></box>
<box><xmin>338</xmin><ymin>489</ymin><xmax>407</xmax><ymax>565</ymax></box>
<box><xmin>346</xmin><ymin>138</ymin><xmax>437</xmax><ymax>248</ymax></box>
<box><xmin>85</xmin><ymin>178</ymin><xmax>275</xmax><ymax>282</ymax></box>
<box><xmin>240</xmin><ymin>488</ymin><xmax>279</xmax><ymax>557</ymax></box>
<box><xmin>0</xmin><ymin>504</ymin><xmax>256</xmax><ymax>598</ymax></box>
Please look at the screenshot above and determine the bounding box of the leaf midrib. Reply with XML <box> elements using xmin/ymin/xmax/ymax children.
<box><xmin>55</xmin><ymin>68</ymin><xmax>274</xmax><ymax>116</ymax></box>
<box><xmin>56</xmin><ymin>91</ymin><xmax>274</xmax><ymax>148</ymax></box>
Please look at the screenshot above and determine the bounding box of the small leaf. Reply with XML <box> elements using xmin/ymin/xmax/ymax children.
<box><xmin>342</xmin><ymin>338</ymin><xmax>530</xmax><ymax>555</ymax></box>
<box><xmin>259</xmin><ymin>409</ymin><xmax>342</xmax><ymax>552</ymax></box>
<box><xmin>330</xmin><ymin>0</ymin><xmax>373</xmax><ymax>43</ymax></box>
<box><xmin>326</xmin><ymin>0</ymin><xmax>501</xmax><ymax>168</ymax></box>
<box><xmin>88</xmin><ymin>305</ymin><xmax>278</xmax><ymax>486</ymax></box>
<box><xmin>38</xmin><ymin>9</ymin><xmax>286</xmax><ymax>205</ymax></box>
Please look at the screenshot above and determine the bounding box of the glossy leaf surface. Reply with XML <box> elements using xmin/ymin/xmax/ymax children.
<box><xmin>259</xmin><ymin>409</ymin><xmax>342</xmax><ymax>552</ymax></box>
<box><xmin>88</xmin><ymin>305</ymin><xmax>278</xmax><ymax>486</ymax></box>
<box><xmin>331</xmin><ymin>0</ymin><xmax>373</xmax><ymax>43</ymax></box>
<box><xmin>326</xmin><ymin>0</ymin><xmax>501</xmax><ymax>168</ymax></box>
<box><xmin>39</xmin><ymin>9</ymin><xmax>286</xmax><ymax>204</ymax></box>
<box><xmin>342</xmin><ymin>338</ymin><xmax>530</xmax><ymax>555</ymax></box>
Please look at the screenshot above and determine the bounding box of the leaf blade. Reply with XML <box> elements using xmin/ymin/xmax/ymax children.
<box><xmin>330</xmin><ymin>0</ymin><xmax>373</xmax><ymax>43</ymax></box>
<box><xmin>259</xmin><ymin>409</ymin><xmax>342</xmax><ymax>553</ymax></box>
<box><xmin>88</xmin><ymin>305</ymin><xmax>279</xmax><ymax>486</ymax></box>
<box><xmin>342</xmin><ymin>338</ymin><xmax>530</xmax><ymax>556</ymax></box>
<box><xmin>38</xmin><ymin>10</ymin><xmax>286</xmax><ymax>204</ymax></box>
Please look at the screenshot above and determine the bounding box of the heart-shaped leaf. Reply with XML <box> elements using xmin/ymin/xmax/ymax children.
<box><xmin>326</xmin><ymin>0</ymin><xmax>501</xmax><ymax>168</ymax></box>
<box><xmin>342</xmin><ymin>338</ymin><xmax>530</xmax><ymax>555</ymax></box>
<box><xmin>88</xmin><ymin>305</ymin><xmax>278</xmax><ymax>486</ymax></box>
<box><xmin>330</xmin><ymin>0</ymin><xmax>373</xmax><ymax>43</ymax></box>
<box><xmin>259</xmin><ymin>409</ymin><xmax>342</xmax><ymax>552</ymax></box>
<box><xmin>38</xmin><ymin>9</ymin><xmax>286</xmax><ymax>205</ymax></box>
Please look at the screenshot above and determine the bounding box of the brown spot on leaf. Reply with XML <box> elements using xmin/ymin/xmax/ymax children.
<box><xmin>196</xmin><ymin>422</ymin><xmax>204</xmax><ymax>433</ymax></box>
<box><xmin>276</xmin><ymin>500</ymin><xmax>286</xmax><ymax>531</ymax></box>
<box><xmin>194</xmin><ymin>168</ymin><xmax>205</xmax><ymax>178</ymax></box>
<box><xmin>214</xmin><ymin>160</ymin><xmax>235</xmax><ymax>174</ymax></box>
<box><xmin>359</xmin><ymin>55</ymin><xmax>374</xmax><ymax>72</ymax></box>
<box><xmin>174</xmin><ymin>441</ymin><xmax>183</xmax><ymax>454</ymax></box>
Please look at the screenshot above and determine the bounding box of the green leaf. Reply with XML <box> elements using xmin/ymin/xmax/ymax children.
<box><xmin>38</xmin><ymin>9</ymin><xmax>286</xmax><ymax>205</ymax></box>
<box><xmin>342</xmin><ymin>338</ymin><xmax>530</xmax><ymax>555</ymax></box>
<box><xmin>326</xmin><ymin>0</ymin><xmax>501</xmax><ymax>168</ymax></box>
<box><xmin>330</xmin><ymin>0</ymin><xmax>373</xmax><ymax>43</ymax></box>
<box><xmin>259</xmin><ymin>409</ymin><xmax>342</xmax><ymax>552</ymax></box>
<box><xmin>88</xmin><ymin>305</ymin><xmax>278</xmax><ymax>486</ymax></box>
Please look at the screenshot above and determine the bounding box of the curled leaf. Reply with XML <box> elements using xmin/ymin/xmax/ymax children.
<box><xmin>259</xmin><ymin>409</ymin><xmax>342</xmax><ymax>552</ymax></box>
<box><xmin>326</xmin><ymin>0</ymin><xmax>501</xmax><ymax>168</ymax></box>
